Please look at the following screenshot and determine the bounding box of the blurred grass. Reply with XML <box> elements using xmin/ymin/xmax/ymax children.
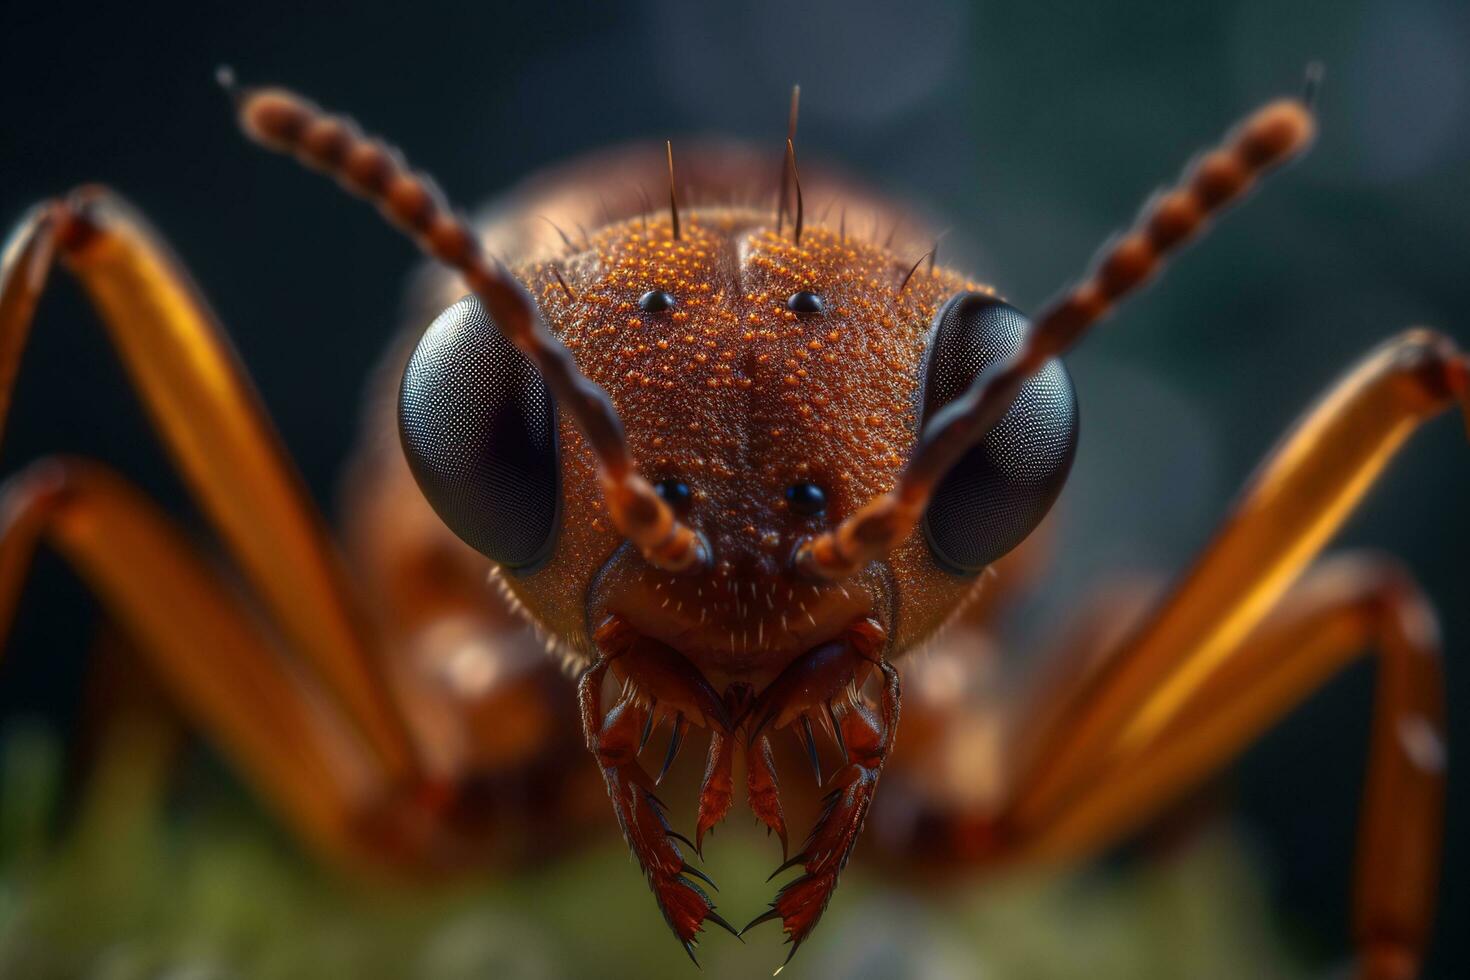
<box><xmin>0</xmin><ymin>721</ymin><xmax>1305</xmax><ymax>980</ymax></box>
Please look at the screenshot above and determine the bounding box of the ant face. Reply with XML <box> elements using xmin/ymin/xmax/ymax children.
<box><xmin>401</xmin><ymin>210</ymin><xmax>1075</xmax><ymax>688</ymax></box>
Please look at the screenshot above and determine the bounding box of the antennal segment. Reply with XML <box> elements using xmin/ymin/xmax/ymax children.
<box><xmin>232</xmin><ymin>82</ymin><xmax>708</xmax><ymax>573</ymax></box>
<box><xmin>795</xmin><ymin>92</ymin><xmax>1317</xmax><ymax>580</ymax></box>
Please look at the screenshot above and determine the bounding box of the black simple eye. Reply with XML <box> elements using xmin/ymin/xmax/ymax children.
<box><xmin>785</xmin><ymin>481</ymin><xmax>826</xmax><ymax>516</ymax></box>
<box><xmin>399</xmin><ymin>294</ymin><xmax>561</xmax><ymax>570</ymax></box>
<box><xmin>654</xmin><ymin>478</ymin><xmax>692</xmax><ymax>509</ymax></box>
<box><xmin>787</xmin><ymin>291</ymin><xmax>825</xmax><ymax>315</ymax></box>
<box><xmin>918</xmin><ymin>293</ymin><xmax>1078</xmax><ymax>575</ymax></box>
<box><xmin>639</xmin><ymin>289</ymin><xmax>676</xmax><ymax>313</ymax></box>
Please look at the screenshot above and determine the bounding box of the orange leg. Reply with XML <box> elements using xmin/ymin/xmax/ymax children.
<box><xmin>0</xmin><ymin>457</ymin><xmax>380</xmax><ymax>859</ymax></box>
<box><xmin>904</xmin><ymin>329</ymin><xmax>1466</xmax><ymax>978</ymax></box>
<box><xmin>1007</xmin><ymin>330</ymin><xmax>1465</xmax><ymax>822</ymax></box>
<box><xmin>0</xmin><ymin>189</ymin><xmax>415</xmax><ymax>780</ymax></box>
<box><xmin>895</xmin><ymin>553</ymin><xmax>1442</xmax><ymax>979</ymax></box>
<box><xmin>1007</xmin><ymin>554</ymin><xmax>1442</xmax><ymax>980</ymax></box>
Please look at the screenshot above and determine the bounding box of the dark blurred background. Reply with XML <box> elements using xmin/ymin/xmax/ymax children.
<box><xmin>1</xmin><ymin>0</ymin><xmax>1466</xmax><ymax>976</ymax></box>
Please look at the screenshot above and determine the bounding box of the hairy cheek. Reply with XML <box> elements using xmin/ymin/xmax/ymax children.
<box><xmin>888</xmin><ymin>534</ymin><xmax>975</xmax><ymax>653</ymax></box>
<box><xmin>498</xmin><ymin>425</ymin><xmax>621</xmax><ymax>657</ymax></box>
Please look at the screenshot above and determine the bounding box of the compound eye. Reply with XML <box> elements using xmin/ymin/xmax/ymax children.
<box><xmin>399</xmin><ymin>294</ymin><xmax>561</xmax><ymax>570</ymax></box>
<box><xmin>918</xmin><ymin>293</ymin><xmax>1078</xmax><ymax>575</ymax></box>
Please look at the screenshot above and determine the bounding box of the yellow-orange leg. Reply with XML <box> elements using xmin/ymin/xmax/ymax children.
<box><xmin>1008</xmin><ymin>330</ymin><xmax>1465</xmax><ymax>815</ymax></box>
<box><xmin>896</xmin><ymin>552</ymin><xmax>1441</xmax><ymax>978</ymax></box>
<box><xmin>0</xmin><ymin>458</ymin><xmax>380</xmax><ymax>858</ymax></box>
<box><xmin>978</xmin><ymin>329</ymin><xmax>1467</xmax><ymax>979</ymax></box>
<box><xmin>998</xmin><ymin>554</ymin><xmax>1442</xmax><ymax>980</ymax></box>
<box><xmin>0</xmin><ymin>188</ymin><xmax>416</xmax><ymax>781</ymax></box>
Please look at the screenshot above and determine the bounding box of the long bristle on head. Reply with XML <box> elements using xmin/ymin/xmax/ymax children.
<box><xmin>787</xmin><ymin>138</ymin><xmax>804</xmax><ymax>245</ymax></box>
<box><xmin>232</xmin><ymin>82</ymin><xmax>709</xmax><ymax>573</ymax></box>
<box><xmin>776</xmin><ymin>84</ymin><xmax>800</xmax><ymax>233</ymax></box>
<box><xmin>665</xmin><ymin>140</ymin><xmax>681</xmax><ymax>242</ymax></box>
<box><xmin>795</xmin><ymin>92</ymin><xmax>1317</xmax><ymax>580</ymax></box>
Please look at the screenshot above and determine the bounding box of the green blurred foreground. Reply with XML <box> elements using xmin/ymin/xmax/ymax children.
<box><xmin>0</xmin><ymin>722</ymin><xmax>1306</xmax><ymax>980</ymax></box>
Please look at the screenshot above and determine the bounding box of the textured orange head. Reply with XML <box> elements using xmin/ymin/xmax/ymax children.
<box><xmin>400</xmin><ymin>190</ymin><xmax>1077</xmax><ymax>693</ymax></box>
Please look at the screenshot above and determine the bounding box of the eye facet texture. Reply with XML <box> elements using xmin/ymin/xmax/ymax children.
<box><xmin>919</xmin><ymin>293</ymin><xmax>1078</xmax><ymax>575</ymax></box>
<box><xmin>399</xmin><ymin>295</ymin><xmax>561</xmax><ymax>570</ymax></box>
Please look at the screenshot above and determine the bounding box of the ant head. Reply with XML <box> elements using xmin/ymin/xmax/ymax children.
<box><xmin>400</xmin><ymin>196</ymin><xmax>1072</xmax><ymax>685</ymax></box>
